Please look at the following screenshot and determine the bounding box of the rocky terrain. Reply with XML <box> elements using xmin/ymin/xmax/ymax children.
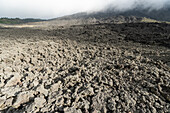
<box><xmin>23</xmin><ymin>16</ymin><xmax>142</xmax><ymax>29</ymax></box>
<box><xmin>0</xmin><ymin>22</ymin><xmax>170</xmax><ymax>113</ymax></box>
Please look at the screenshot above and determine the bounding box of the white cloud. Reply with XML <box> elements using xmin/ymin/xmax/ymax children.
<box><xmin>0</xmin><ymin>0</ymin><xmax>169</xmax><ymax>19</ymax></box>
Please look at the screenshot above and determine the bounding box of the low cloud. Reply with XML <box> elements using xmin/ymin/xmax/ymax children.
<box><xmin>0</xmin><ymin>0</ymin><xmax>169</xmax><ymax>19</ymax></box>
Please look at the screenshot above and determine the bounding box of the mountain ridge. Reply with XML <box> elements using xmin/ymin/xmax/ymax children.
<box><xmin>55</xmin><ymin>8</ymin><xmax>170</xmax><ymax>22</ymax></box>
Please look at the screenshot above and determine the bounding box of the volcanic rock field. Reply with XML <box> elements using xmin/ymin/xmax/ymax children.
<box><xmin>0</xmin><ymin>22</ymin><xmax>170</xmax><ymax>113</ymax></box>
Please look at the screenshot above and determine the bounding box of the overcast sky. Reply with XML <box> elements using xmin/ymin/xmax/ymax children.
<box><xmin>0</xmin><ymin>0</ymin><xmax>170</xmax><ymax>19</ymax></box>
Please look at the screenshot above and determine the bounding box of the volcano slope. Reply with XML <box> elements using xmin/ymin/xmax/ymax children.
<box><xmin>0</xmin><ymin>22</ymin><xmax>170</xmax><ymax>113</ymax></box>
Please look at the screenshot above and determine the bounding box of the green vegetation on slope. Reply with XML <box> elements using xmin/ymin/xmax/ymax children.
<box><xmin>0</xmin><ymin>17</ymin><xmax>45</xmax><ymax>24</ymax></box>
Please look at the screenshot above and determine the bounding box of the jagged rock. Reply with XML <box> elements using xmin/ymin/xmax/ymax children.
<box><xmin>55</xmin><ymin>96</ymin><xmax>64</xmax><ymax>106</ymax></box>
<box><xmin>2</xmin><ymin>97</ymin><xmax>13</xmax><ymax>110</ymax></box>
<box><xmin>1</xmin><ymin>86</ymin><xmax>22</xmax><ymax>98</ymax></box>
<box><xmin>3</xmin><ymin>67</ymin><xmax>13</xmax><ymax>74</ymax></box>
<box><xmin>158</xmin><ymin>84</ymin><xmax>170</xmax><ymax>102</ymax></box>
<box><xmin>107</xmin><ymin>98</ymin><xmax>117</xmax><ymax>111</ymax></box>
<box><xmin>0</xmin><ymin>96</ymin><xmax>6</xmax><ymax>110</ymax></box>
<box><xmin>34</xmin><ymin>95</ymin><xmax>46</xmax><ymax>108</ymax></box>
<box><xmin>91</xmin><ymin>91</ymin><xmax>107</xmax><ymax>111</ymax></box>
<box><xmin>101</xmin><ymin>106</ymin><xmax>107</xmax><ymax>113</ymax></box>
<box><xmin>36</xmin><ymin>84</ymin><xmax>48</xmax><ymax>96</ymax></box>
<box><xmin>68</xmin><ymin>67</ymin><xmax>79</xmax><ymax>75</ymax></box>
<box><xmin>25</xmin><ymin>103</ymin><xmax>37</xmax><ymax>113</ymax></box>
<box><xmin>92</xmin><ymin>109</ymin><xmax>100</xmax><ymax>113</ymax></box>
<box><xmin>33</xmin><ymin>79</ymin><xmax>39</xmax><ymax>87</ymax></box>
<box><xmin>29</xmin><ymin>57</ymin><xmax>37</xmax><ymax>65</ymax></box>
<box><xmin>0</xmin><ymin>77</ymin><xmax>5</xmax><ymax>88</ymax></box>
<box><xmin>12</xmin><ymin>91</ymin><xmax>35</xmax><ymax>108</ymax></box>
<box><xmin>50</xmin><ymin>81</ymin><xmax>61</xmax><ymax>92</ymax></box>
<box><xmin>64</xmin><ymin>107</ymin><xmax>82</xmax><ymax>113</ymax></box>
<box><xmin>40</xmin><ymin>107</ymin><xmax>49</xmax><ymax>113</ymax></box>
<box><xmin>5</xmin><ymin>73</ymin><xmax>21</xmax><ymax>87</ymax></box>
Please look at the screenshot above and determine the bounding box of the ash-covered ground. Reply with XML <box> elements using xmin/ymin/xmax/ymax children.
<box><xmin>0</xmin><ymin>22</ymin><xmax>170</xmax><ymax>113</ymax></box>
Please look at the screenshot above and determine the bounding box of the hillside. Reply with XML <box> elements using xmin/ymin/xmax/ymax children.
<box><xmin>56</xmin><ymin>8</ymin><xmax>170</xmax><ymax>22</ymax></box>
<box><xmin>118</xmin><ymin>8</ymin><xmax>170</xmax><ymax>22</ymax></box>
<box><xmin>0</xmin><ymin>18</ymin><xmax>45</xmax><ymax>25</ymax></box>
<box><xmin>1</xmin><ymin>7</ymin><xmax>170</xmax><ymax>27</ymax></box>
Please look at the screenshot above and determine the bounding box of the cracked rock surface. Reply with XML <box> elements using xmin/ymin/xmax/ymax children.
<box><xmin>0</xmin><ymin>23</ymin><xmax>170</xmax><ymax>113</ymax></box>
